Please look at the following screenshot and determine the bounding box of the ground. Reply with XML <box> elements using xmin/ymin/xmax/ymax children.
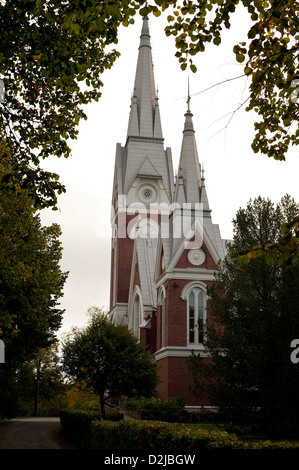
<box><xmin>0</xmin><ymin>417</ymin><xmax>67</xmax><ymax>449</ymax></box>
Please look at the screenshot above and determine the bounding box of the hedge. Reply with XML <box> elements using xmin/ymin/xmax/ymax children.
<box><xmin>59</xmin><ymin>409</ymin><xmax>101</xmax><ymax>449</ymax></box>
<box><xmin>91</xmin><ymin>419</ymin><xmax>238</xmax><ymax>449</ymax></box>
<box><xmin>123</xmin><ymin>396</ymin><xmax>187</xmax><ymax>422</ymax></box>
<box><xmin>92</xmin><ymin>420</ymin><xmax>299</xmax><ymax>449</ymax></box>
<box><xmin>59</xmin><ymin>410</ymin><xmax>299</xmax><ymax>450</ymax></box>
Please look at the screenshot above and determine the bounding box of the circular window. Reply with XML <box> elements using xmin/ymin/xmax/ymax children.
<box><xmin>138</xmin><ymin>184</ymin><xmax>157</xmax><ymax>203</ymax></box>
<box><xmin>143</xmin><ymin>188</ymin><xmax>152</xmax><ymax>199</ymax></box>
<box><xmin>187</xmin><ymin>249</ymin><xmax>206</xmax><ymax>266</ymax></box>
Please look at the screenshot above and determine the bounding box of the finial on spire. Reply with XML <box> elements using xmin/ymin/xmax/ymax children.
<box><xmin>201</xmin><ymin>164</ymin><xmax>205</xmax><ymax>185</ymax></box>
<box><xmin>187</xmin><ymin>76</ymin><xmax>191</xmax><ymax>112</ymax></box>
<box><xmin>156</xmin><ymin>85</ymin><xmax>159</xmax><ymax>99</ymax></box>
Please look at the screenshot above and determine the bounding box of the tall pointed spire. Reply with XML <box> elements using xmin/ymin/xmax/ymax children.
<box><xmin>127</xmin><ymin>16</ymin><xmax>163</xmax><ymax>140</ymax></box>
<box><xmin>174</xmin><ymin>82</ymin><xmax>202</xmax><ymax>205</ymax></box>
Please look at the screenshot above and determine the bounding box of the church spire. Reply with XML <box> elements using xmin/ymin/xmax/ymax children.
<box><xmin>174</xmin><ymin>82</ymin><xmax>202</xmax><ymax>205</ymax></box>
<box><xmin>127</xmin><ymin>16</ymin><xmax>163</xmax><ymax>140</ymax></box>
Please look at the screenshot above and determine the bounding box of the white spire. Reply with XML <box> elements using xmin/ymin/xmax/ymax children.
<box><xmin>126</xmin><ymin>16</ymin><xmax>163</xmax><ymax>140</ymax></box>
<box><xmin>120</xmin><ymin>17</ymin><xmax>174</xmax><ymax>202</ymax></box>
<box><xmin>174</xmin><ymin>83</ymin><xmax>202</xmax><ymax>204</ymax></box>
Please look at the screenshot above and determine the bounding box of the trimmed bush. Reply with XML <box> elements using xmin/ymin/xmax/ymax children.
<box><xmin>90</xmin><ymin>419</ymin><xmax>232</xmax><ymax>449</ymax></box>
<box><xmin>59</xmin><ymin>413</ymin><xmax>299</xmax><ymax>450</ymax></box>
<box><xmin>90</xmin><ymin>420</ymin><xmax>299</xmax><ymax>450</ymax></box>
<box><xmin>123</xmin><ymin>396</ymin><xmax>187</xmax><ymax>422</ymax></box>
<box><xmin>59</xmin><ymin>409</ymin><xmax>101</xmax><ymax>448</ymax></box>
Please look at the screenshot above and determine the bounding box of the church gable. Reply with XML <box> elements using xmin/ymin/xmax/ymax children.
<box><xmin>174</xmin><ymin>240</ymin><xmax>219</xmax><ymax>272</ymax></box>
<box><xmin>137</xmin><ymin>156</ymin><xmax>161</xmax><ymax>179</ymax></box>
<box><xmin>166</xmin><ymin>222</ymin><xmax>222</xmax><ymax>275</ymax></box>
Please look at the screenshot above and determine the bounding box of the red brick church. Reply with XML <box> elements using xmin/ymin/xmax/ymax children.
<box><xmin>109</xmin><ymin>17</ymin><xmax>227</xmax><ymax>408</ymax></box>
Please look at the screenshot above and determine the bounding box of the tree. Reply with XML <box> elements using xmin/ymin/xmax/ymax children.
<box><xmin>188</xmin><ymin>195</ymin><xmax>299</xmax><ymax>437</ymax></box>
<box><xmin>61</xmin><ymin>307</ymin><xmax>158</xmax><ymax>419</ymax></box>
<box><xmin>9</xmin><ymin>345</ymin><xmax>68</xmax><ymax>417</ymax></box>
<box><xmin>142</xmin><ymin>0</ymin><xmax>298</xmax><ymax>162</ymax></box>
<box><xmin>0</xmin><ymin>159</ymin><xmax>67</xmax><ymax>417</ymax></box>
<box><xmin>0</xmin><ymin>0</ymin><xmax>142</xmax><ymax>208</ymax></box>
<box><xmin>233</xmin><ymin>214</ymin><xmax>299</xmax><ymax>267</ymax></box>
<box><xmin>32</xmin><ymin>345</ymin><xmax>68</xmax><ymax>417</ymax></box>
<box><xmin>0</xmin><ymin>185</ymin><xmax>67</xmax><ymax>367</ymax></box>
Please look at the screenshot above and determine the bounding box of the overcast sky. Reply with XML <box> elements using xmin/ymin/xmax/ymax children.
<box><xmin>40</xmin><ymin>9</ymin><xmax>299</xmax><ymax>338</ymax></box>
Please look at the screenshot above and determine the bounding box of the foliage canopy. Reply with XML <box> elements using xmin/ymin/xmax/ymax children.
<box><xmin>144</xmin><ymin>0</ymin><xmax>299</xmax><ymax>162</ymax></box>
<box><xmin>0</xmin><ymin>0</ymin><xmax>142</xmax><ymax>208</ymax></box>
<box><xmin>1</xmin><ymin>0</ymin><xmax>297</xmax><ymax>208</ymax></box>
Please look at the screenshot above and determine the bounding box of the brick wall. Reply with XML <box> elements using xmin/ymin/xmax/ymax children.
<box><xmin>156</xmin><ymin>355</ymin><xmax>212</xmax><ymax>406</ymax></box>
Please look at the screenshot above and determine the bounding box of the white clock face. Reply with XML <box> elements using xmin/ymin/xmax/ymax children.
<box><xmin>138</xmin><ymin>184</ymin><xmax>157</xmax><ymax>204</ymax></box>
<box><xmin>187</xmin><ymin>248</ymin><xmax>206</xmax><ymax>266</ymax></box>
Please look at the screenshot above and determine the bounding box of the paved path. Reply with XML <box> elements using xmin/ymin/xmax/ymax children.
<box><xmin>0</xmin><ymin>417</ymin><xmax>65</xmax><ymax>449</ymax></box>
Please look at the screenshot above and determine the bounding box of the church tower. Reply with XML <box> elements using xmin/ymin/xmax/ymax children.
<box><xmin>109</xmin><ymin>16</ymin><xmax>174</xmax><ymax>327</ymax></box>
<box><xmin>109</xmin><ymin>17</ymin><xmax>227</xmax><ymax>407</ymax></box>
<box><xmin>153</xmin><ymin>88</ymin><xmax>226</xmax><ymax>405</ymax></box>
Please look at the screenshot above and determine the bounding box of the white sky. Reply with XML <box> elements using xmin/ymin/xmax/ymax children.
<box><xmin>40</xmin><ymin>9</ymin><xmax>299</xmax><ymax>338</ymax></box>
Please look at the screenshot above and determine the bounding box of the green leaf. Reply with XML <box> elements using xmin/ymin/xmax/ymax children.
<box><xmin>236</xmin><ymin>53</ymin><xmax>246</xmax><ymax>63</ymax></box>
<box><xmin>238</xmin><ymin>254</ymin><xmax>251</xmax><ymax>265</ymax></box>
<box><xmin>213</xmin><ymin>36</ymin><xmax>221</xmax><ymax>46</ymax></box>
<box><xmin>140</xmin><ymin>6</ymin><xmax>149</xmax><ymax>17</ymax></box>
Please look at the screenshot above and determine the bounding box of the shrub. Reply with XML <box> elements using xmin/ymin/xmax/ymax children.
<box><xmin>91</xmin><ymin>420</ymin><xmax>299</xmax><ymax>450</ymax></box>
<box><xmin>91</xmin><ymin>419</ymin><xmax>239</xmax><ymax>449</ymax></box>
<box><xmin>123</xmin><ymin>396</ymin><xmax>187</xmax><ymax>422</ymax></box>
<box><xmin>59</xmin><ymin>413</ymin><xmax>299</xmax><ymax>450</ymax></box>
<box><xmin>59</xmin><ymin>409</ymin><xmax>101</xmax><ymax>449</ymax></box>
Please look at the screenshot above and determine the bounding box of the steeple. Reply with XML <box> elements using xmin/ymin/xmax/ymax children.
<box><xmin>117</xmin><ymin>16</ymin><xmax>173</xmax><ymax>200</ymax></box>
<box><xmin>174</xmin><ymin>84</ymin><xmax>202</xmax><ymax>205</ymax></box>
<box><xmin>127</xmin><ymin>16</ymin><xmax>163</xmax><ymax>140</ymax></box>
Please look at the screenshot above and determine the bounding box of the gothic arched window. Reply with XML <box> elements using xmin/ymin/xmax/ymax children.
<box><xmin>181</xmin><ymin>282</ymin><xmax>207</xmax><ymax>346</ymax></box>
<box><xmin>129</xmin><ymin>286</ymin><xmax>143</xmax><ymax>340</ymax></box>
<box><xmin>158</xmin><ymin>286</ymin><xmax>166</xmax><ymax>348</ymax></box>
<box><xmin>188</xmin><ymin>287</ymin><xmax>205</xmax><ymax>344</ymax></box>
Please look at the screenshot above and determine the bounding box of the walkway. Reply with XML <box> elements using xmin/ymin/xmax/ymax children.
<box><xmin>0</xmin><ymin>417</ymin><xmax>65</xmax><ymax>449</ymax></box>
